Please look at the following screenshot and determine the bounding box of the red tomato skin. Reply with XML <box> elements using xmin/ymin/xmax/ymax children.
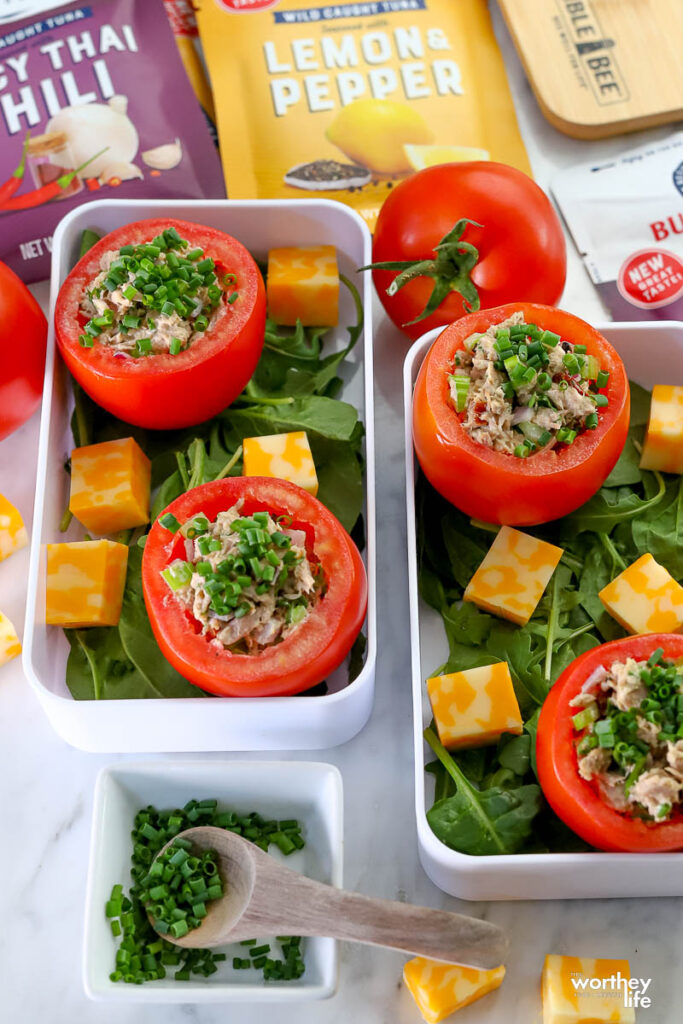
<box><xmin>412</xmin><ymin>303</ymin><xmax>630</xmax><ymax>526</ymax></box>
<box><xmin>0</xmin><ymin>262</ymin><xmax>47</xmax><ymax>441</ymax></box>
<box><xmin>371</xmin><ymin>163</ymin><xmax>567</xmax><ymax>341</ymax></box>
<box><xmin>142</xmin><ymin>477</ymin><xmax>368</xmax><ymax>697</ymax></box>
<box><xmin>537</xmin><ymin>635</ymin><xmax>683</xmax><ymax>853</ymax></box>
<box><xmin>54</xmin><ymin>219</ymin><xmax>266</xmax><ymax>430</ymax></box>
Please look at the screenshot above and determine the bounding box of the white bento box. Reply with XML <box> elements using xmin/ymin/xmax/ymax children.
<box><xmin>404</xmin><ymin>321</ymin><xmax>683</xmax><ymax>901</ymax></box>
<box><xmin>84</xmin><ymin>760</ymin><xmax>343</xmax><ymax>1003</ymax></box>
<box><xmin>23</xmin><ymin>199</ymin><xmax>376</xmax><ymax>753</ymax></box>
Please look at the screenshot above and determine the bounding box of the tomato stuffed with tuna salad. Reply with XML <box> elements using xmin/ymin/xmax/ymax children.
<box><xmin>537</xmin><ymin>634</ymin><xmax>683</xmax><ymax>852</ymax></box>
<box><xmin>55</xmin><ymin>218</ymin><xmax>266</xmax><ymax>430</ymax></box>
<box><xmin>142</xmin><ymin>477</ymin><xmax>367</xmax><ymax>697</ymax></box>
<box><xmin>412</xmin><ymin>303</ymin><xmax>630</xmax><ymax>526</ymax></box>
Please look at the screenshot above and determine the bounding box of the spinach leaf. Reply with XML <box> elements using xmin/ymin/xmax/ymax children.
<box><xmin>425</xmin><ymin>728</ymin><xmax>541</xmax><ymax>855</ymax></box>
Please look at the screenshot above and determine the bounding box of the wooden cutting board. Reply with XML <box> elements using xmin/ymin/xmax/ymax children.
<box><xmin>497</xmin><ymin>0</ymin><xmax>683</xmax><ymax>138</ymax></box>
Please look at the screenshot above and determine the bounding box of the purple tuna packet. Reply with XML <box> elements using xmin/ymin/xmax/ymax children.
<box><xmin>0</xmin><ymin>0</ymin><xmax>225</xmax><ymax>282</ymax></box>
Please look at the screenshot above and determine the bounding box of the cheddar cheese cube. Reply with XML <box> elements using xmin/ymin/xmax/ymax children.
<box><xmin>0</xmin><ymin>493</ymin><xmax>28</xmax><ymax>563</ymax></box>
<box><xmin>464</xmin><ymin>526</ymin><xmax>563</xmax><ymax>625</ymax></box>
<box><xmin>403</xmin><ymin>957</ymin><xmax>505</xmax><ymax>1023</ymax></box>
<box><xmin>243</xmin><ymin>431</ymin><xmax>318</xmax><ymax>496</ymax></box>
<box><xmin>46</xmin><ymin>540</ymin><xmax>128</xmax><ymax>627</ymax></box>
<box><xmin>0</xmin><ymin>611</ymin><xmax>21</xmax><ymax>667</ymax></box>
<box><xmin>640</xmin><ymin>385</ymin><xmax>683</xmax><ymax>474</ymax></box>
<box><xmin>267</xmin><ymin>245</ymin><xmax>339</xmax><ymax>326</ymax></box>
<box><xmin>69</xmin><ymin>437</ymin><xmax>151</xmax><ymax>536</ymax></box>
<box><xmin>426</xmin><ymin>662</ymin><xmax>523</xmax><ymax>750</ymax></box>
<box><xmin>599</xmin><ymin>553</ymin><xmax>683</xmax><ymax>635</ymax></box>
<box><xmin>542</xmin><ymin>955</ymin><xmax>635</xmax><ymax>1024</ymax></box>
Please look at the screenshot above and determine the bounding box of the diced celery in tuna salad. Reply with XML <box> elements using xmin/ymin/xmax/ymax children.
<box><xmin>161</xmin><ymin>501</ymin><xmax>323</xmax><ymax>654</ymax></box>
<box><xmin>571</xmin><ymin>649</ymin><xmax>683</xmax><ymax>822</ymax></box>
<box><xmin>79</xmin><ymin>226</ymin><xmax>235</xmax><ymax>358</ymax></box>
<box><xmin>448</xmin><ymin>313</ymin><xmax>610</xmax><ymax>457</ymax></box>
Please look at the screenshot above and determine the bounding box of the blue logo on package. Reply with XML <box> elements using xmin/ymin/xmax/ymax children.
<box><xmin>673</xmin><ymin>162</ymin><xmax>683</xmax><ymax>198</ymax></box>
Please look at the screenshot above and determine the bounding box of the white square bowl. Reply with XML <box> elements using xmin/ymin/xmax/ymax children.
<box><xmin>83</xmin><ymin>760</ymin><xmax>343</xmax><ymax>1002</ymax></box>
<box><xmin>22</xmin><ymin>198</ymin><xmax>376</xmax><ymax>752</ymax></box>
<box><xmin>404</xmin><ymin>320</ymin><xmax>683</xmax><ymax>901</ymax></box>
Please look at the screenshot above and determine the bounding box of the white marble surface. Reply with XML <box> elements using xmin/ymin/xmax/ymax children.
<box><xmin>0</xmin><ymin>6</ymin><xmax>681</xmax><ymax>1023</ymax></box>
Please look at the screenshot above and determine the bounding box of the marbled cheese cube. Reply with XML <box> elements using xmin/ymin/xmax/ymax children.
<box><xmin>640</xmin><ymin>385</ymin><xmax>683</xmax><ymax>475</ymax></box>
<box><xmin>464</xmin><ymin>526</ymin><xmax>563</xmax><ymax>625</ymax></box>
<box><xmin>46</xmin><ymin>540</ymin><xmax>128</xmax><ymax>627</ymax></box>
<box><xmin>403</xmin><ymin>957</ymin><xmax>505</xmax><ymax>1023</ymax></box>
<box><xmin>426</xmin><ymin>662</ymin><xmax>523</xmax><ymax>750</ymax></box>
<box><xmin>599</xmin><ymin>553</ymin><xmax>683</xmax><ymax>635</ymax></box>
<box><xmin>267</xmin><ymin>245</ymin><xmax>339</xmax><ymax>326</ymax></box>
<box><xmin>0</xmin><ymin>611</ymin><xmax>21</xmax><ymax>667</ymax></box>
<box><xmin>69</xmin><ymin>437</ymin><xmax>151</xmax><ymax>535</ymax></box>
<box><xmin>542</xmin><ymin>955</ymin><xmax>635</xmax><ymax>1024</ymax></box>
<box><xmin>0</xmin><ymin>493</ymin><xmax>28</xmax><ymax>563</ymax></box>
<box><xmin>243</xmin><ymin>431</ymin><xmax>318</xmax><ymax>496</ymax></box>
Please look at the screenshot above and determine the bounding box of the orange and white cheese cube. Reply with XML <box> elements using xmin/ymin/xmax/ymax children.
<box><xmin>243</xmin><ymin>431</ymin><xmax>318</xmax><ymax>496</ymax></box>
<box><xmin>267</xmin><ymin>245</ymin><xmax>339</xmax><ymax>326</ymax></box>
<box><xmin>640</xmin><ymin>385</ymin><xmax>683</xmax><ymax>475</ymax></box>
<box><xmin>69</xmin><ymin>437</ymin><xmax>151</xmax><ymax>536</ymax></box>
<box><xmin>542</xmin><ymin>955</ymin><xmax>635</xmax><ymax>1024</ymax></box>
<box><xmin>46</xmin><ymin>540</ymin><xmax>128</xmax><ymax>627</ymax></box>
<box><xmin>0</xmin><ymin>611</ymin><xmax>21</xmax><ymax>667</ymax></box>
<box><xmin>599</xmin><ymin>553</ymin><xmax>683</xmax><ymax>635</ymax></box>
<box><xmin>464</xmin><ymin>526</ymin><xmax>563</xmax><ymax>626</ymax></box>
<box><xmin>426</xmin><ymin>662</ymin><xmax>523</xmax><ymax>750</ymax></box>
<box><xmin>0</xmin><ymin>493</ymin><xmax>28</xmax><ymax>563</ymax></box>
<box><xmin>403</xmin><ymin>957</ymin><xmax>505</xmax><ymax>1023</ymax></box>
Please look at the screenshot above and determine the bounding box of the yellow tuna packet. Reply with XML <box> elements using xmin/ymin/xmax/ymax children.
<box><xmin>195</xmin><ymin>0</ymin><xmax>530</xmax><ymax>231</ymax></box>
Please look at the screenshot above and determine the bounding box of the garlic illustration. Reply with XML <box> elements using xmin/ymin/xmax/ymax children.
<box><xmin>99</xmin><ymin>160</ymin><xmax>144</xmax><ymax>184</ymax></box>
<box><xmin>141</xmin><ymin>138</ymin><xmax>183</xmax><ymax>171</ymax></box>
<box><xmin>47</xmin><ymin>95</ymin><xmax>138</xmax><ymax>180</ymax></box>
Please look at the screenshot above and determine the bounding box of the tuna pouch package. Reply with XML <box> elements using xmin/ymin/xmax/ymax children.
<box><xmin>553</xmin><ymin>132</ymin><xmax>683</xmax><ymax>321</ymax></box>
<box><xmin>0</xmin><ymin>0</ymin><xmax>225</xmax><ymax>283</ymax></box>
<box><xmin>195</xmin><ymin>0</ymin><xmax>530</xmax><ymax>232</ymax></box>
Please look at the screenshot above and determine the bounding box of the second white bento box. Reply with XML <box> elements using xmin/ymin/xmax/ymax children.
<box><xmin>23</xmin><ymin>198</ymin><xmax>376</xmax><ymax>753</ymax></box>
<box><xmin>405</xmin><ymin>320</ymin><xmax>683</xmax><ymax>901</ymax></box>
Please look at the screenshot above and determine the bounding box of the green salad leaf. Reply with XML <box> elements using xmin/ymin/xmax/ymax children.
<box><xmin>417</xmin><ymin>381</ymin><xmax>682</xmax><ymax>855</ymax></box>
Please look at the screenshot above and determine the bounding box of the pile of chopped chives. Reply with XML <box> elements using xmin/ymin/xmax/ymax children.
<box><xmin>450</xmin><ymin>321</ymin><xmax>610</xmax><ymax>458</ymax></box>
<box><xmin>106</xmin><ymin>798</ymin><xmax>305</xmax><ymax>984</ymax></box>
<box><xmin>80</xmin><ymin>226</ymin><xmax>237</xmax><ymax>354</ymax></box>
<box><xmin>137</xmin><ymin>839</ymin><xmax>223</xmax><ymax>939</ymax></box>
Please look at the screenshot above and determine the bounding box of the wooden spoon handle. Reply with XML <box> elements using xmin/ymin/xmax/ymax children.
<box><xmin>245</xmin><ymin>871</ymin><xmax>506</xmax><ymax>969</ymax></box>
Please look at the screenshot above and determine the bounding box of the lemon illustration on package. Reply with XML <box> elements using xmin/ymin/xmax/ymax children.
<box><xmin>325</xmin><ymin>100</ymin><xmax>434</xmax><ymax>175</ymax></box>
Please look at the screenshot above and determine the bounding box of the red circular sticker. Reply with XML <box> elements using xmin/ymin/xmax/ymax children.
<box><xmin>617</xmin><ymin>247</ymin><xmax>683</xmax><ymax>309</ymax></box>
<box><xmin>216</xmin><ymin>0</ymin><xmax>280</xmax><ymax>11</ymax></box>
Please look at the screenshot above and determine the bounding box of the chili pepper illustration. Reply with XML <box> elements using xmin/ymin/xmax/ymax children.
<box><xmin>0</xmin><ymin>132</ymin><xmax>30</xmax><ymax>205</ymax></box>
<box><xmin>0</xmin><ymin>148</ymin><xmax>108</xmax><ymax>213</ymax></box>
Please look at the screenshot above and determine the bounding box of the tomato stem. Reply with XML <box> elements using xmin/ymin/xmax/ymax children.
<box><xmin>361</xmin><ymin>217</ymin><xmax>482</xmax><ymax>326</ymax></box>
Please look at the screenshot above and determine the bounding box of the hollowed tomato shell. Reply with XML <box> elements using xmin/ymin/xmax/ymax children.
<box><xmin>537</xmin><ymin>634</ymin><xmax>683</xmax><ymax>852</ymax></box>
<box><xmin>142</xmin><ymin>477</ymin><xmax>368</xmax><ymax>697</ymax></box>
<box><xmin>55</xmin><ymin>218</ymin><xmax>266</xmax><ymax>430</ymax></box>
<box><xmin>412</xmin><ymin>303</ymin><xmax>630</xmax><ymax>526</ymax></box>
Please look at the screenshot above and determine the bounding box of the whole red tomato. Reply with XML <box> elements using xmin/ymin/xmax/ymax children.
<box><xmin>370</xmin><ymin>162</ymin><xmax>566</xmax><ymax>341</ymax></box>
<box><xmin>537</xmin><ymin>634</ymin><xmax>683</xmax><ymax>852</ymax></box>
<box><xmin>412</xmin><ymin>303</ymin><xmax>629</xmax><ymax>526</ymax></box>
<box><xmin>142</xmin><ymin>477</ymin><xmax>368</xmax><ymax>697</ymax></box>
<box><xmin>55</xmin><ymin>218</ymin><xmax>265</xmax><ymax>430</ymax></box>
<box><xmin>0</xmin><ymin>261</ymin><xmax>47</xmax><ymax>441</ymax></box>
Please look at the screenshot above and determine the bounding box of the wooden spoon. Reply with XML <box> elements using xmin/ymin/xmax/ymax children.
<box><xmin>152</xmin><ymin>826</ymin><xmax>507</xmax><ymax>969</ymax></box>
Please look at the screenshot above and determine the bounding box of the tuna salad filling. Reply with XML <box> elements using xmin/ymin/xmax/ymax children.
<box><xmin>79</xmin><ymin>226</ymin><xmax>235</xmax><ymax>357</ymax></box>
<box><xmin>571</xmin><ymin>649</ymin><xmax>683</xmax><ymax>822</ymax></box>
<box><xmin>160</xmin><ymin>501</ymin><xmax>323</xmax><ymax>654</ymax></box>
<box><xmin>448</xmin><ymin>313</ymin><xmax>610</xmax><ymax>457</ymax></box>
